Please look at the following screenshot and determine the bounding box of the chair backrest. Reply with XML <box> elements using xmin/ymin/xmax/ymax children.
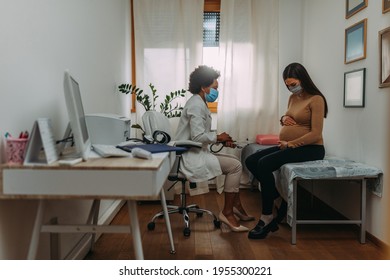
<box><xmin>142</xmin><ymin>111</ymin><xmax>181</xmax><ymax>179</ymax></box>
<box><xmin>142</xmin><ymin>111</ymin><xmax>172</xmax><ymax>140</ymax></box>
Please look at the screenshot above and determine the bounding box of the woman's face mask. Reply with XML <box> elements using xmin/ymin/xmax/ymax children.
<box><xmin>206</xmin><ymin>88</ymin><xmax>219</xmax><ymax>102</ymax></box>
<box><xmin>285</xmin><ymin>78</ymin><xmax>303</xmax><ymax>94</ymax></box>
<box><xmin>288</xmin><ymin>84</ymin><xmax>303</xmax><ymax>94</ymax></box>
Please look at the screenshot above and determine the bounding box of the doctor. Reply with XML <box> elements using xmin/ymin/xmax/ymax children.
<box><xmin>175</xmin><ymin>65</ymin><xmax>253</xmax><ymax>232</ymax></box>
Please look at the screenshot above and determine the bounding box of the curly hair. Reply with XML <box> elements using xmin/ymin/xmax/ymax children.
<box><xmin>188</xmin><ymin>65</ymin><xmax>220</xmax><ymax>94</ymax></box>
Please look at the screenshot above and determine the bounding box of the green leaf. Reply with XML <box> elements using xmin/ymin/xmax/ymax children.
<box><xmin>131</xmin><ymin>123</ymin><xmax>145</xmax><ymax>133</ymax></box>
<box><xmin>119</xmin><ymin>82</ymin><xmax>186</xmax><ymax>118</ymax></box>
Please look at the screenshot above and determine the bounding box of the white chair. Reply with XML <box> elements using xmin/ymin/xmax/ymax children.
<box><xmin>142</xmin><ymin>111</ymin><xmax>220</xmax><ymax>237</ymax></box>
<box><xmin>141</xmin><ymin>110</ymin><xmax>173</xmax><ymax>143</ymax></box>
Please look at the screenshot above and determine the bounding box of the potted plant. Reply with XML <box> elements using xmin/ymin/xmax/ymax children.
<box><xmin>118</xmin><ymin>83</ymin><xmax>186</xmax><ymax>135</ymax></box>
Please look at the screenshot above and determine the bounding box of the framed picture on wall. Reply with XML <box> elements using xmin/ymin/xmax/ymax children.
<box><xmin>379</xmin><ymin>27</ymin><xmax>390</xmax><ymax>88</ymax></box>
<box><xmin>344</xmin><ymin>68</ymin><xmax>366</xmax><ymax>108</ymax></box>
<box><xmin>382</xmin><ymin>0</ymin><xmax>390</xmax><ymax>14</ymax></box>
<box><xmin>345</xmin><ymin>0</ymin><xmax>367</xmax><ymax>19</ymax></box>
<box><xmin>384</xmin><ymin>0</ymin><xmax>390</xmax><ymax>14</ymax></box>
<box><xmin>345</xmin><ymin>19</ymin><xmax>367</xmax><ymax>64</ymax></box>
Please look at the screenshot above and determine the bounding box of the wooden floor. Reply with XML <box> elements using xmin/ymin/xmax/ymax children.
<box><xmin>85</xmin><ymin>188</ymin><xmax>388</xmax><ymax>260</ymax></box>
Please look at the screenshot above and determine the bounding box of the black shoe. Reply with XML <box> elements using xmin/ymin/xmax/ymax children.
<box><xmin>275</xmin><ymin>200</ymin><xmax>287</xmax><ymax>224</ymax></box>
<box><xmin>248</xmin><ymin>219</ymin><xmax>279</xmax><ymax>239</ymax></box>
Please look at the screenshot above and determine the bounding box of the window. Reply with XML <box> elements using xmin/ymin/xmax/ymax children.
<box><xmin>203</xmin><ymin>0</ymin><xmax>220</xmax><ymax>113</ymax></box>
<box><xmin>203</xmin><ymin>12</ymin><xmax>220</xmax><ymax>48</ymax></box>
<box><xmin>203</xmin><ymin>12</ymin><xmax>220</xmax><ymax>71</ymax></box>
<box><xmin>130</xmin><ymin>0</ymin><xmax>221</xmax><ymax>113</ymax></box>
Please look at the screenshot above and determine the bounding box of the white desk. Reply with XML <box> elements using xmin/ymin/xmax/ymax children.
<box><xmin>0</xmin><ymin>152</ymin><xmax>176</xmax><ymax>260</ymax></box>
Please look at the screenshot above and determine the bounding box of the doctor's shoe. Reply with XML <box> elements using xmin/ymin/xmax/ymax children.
<box><xmin>218</xmin><ymin>212</ymin><xmax>249</xmax><ymax>232</ymax></box>
<box><xmin>233</xmin><ymin>207</ymin><xmax>255</xmax><ymax>221</ymax></box>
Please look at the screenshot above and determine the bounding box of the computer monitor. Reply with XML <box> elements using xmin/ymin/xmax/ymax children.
<box><xmin>63</xmin><ymin>70</ymin><xmax>91</xmax><ymax>160</ymax></box>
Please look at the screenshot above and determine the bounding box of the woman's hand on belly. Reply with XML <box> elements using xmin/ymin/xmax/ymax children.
<box><xmin>281</xmin><ymin>115</ymin><xmax>297</xmax><ymax>126</ymax></box>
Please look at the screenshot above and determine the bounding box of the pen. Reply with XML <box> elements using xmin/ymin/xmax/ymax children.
<box><xmin>18</xmin><ymin>131</ymin><xmax>29</xmax><ymax>139</ymax></box>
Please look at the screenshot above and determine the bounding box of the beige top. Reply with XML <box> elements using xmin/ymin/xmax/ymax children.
<box><xmin>279</xmin><ymin>93</ymin><xmax>325</xmax><ymax>146</ymax></box>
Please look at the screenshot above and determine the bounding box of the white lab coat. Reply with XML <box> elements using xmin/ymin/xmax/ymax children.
<box><xmin>175</xmin><ymin>94</ymin><xmax>222</xmax><ymax>183</ymax></box>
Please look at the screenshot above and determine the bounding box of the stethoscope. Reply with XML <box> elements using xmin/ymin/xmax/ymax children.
<box><xmin>126</xmin><ymin>130</ymin><xmax>172</xmax><ymax>145</ymax></box>
<box><xmin>210</xmin><ymin>141</ymin><xmax>246</xmax><ymax>153</ymax></box>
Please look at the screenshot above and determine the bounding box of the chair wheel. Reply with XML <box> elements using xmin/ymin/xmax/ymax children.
<box><xmin>147</xmin><ymin>222</ymin><xmax>155</xmax><ymax>231</ymax></box>
<box><xmin>183</xmin><ymin>227</ymin><xmax>191</xmax><ymax>237</ymax></box>
<box><xmin>214</xmin><ymin>220</ymin><xmax>221</xmax><ymax>228</ymax></box>
<box><xmin>196</xmin><ymin>212</ymin><xmax>203</xmax><ymax>217</ymax></box>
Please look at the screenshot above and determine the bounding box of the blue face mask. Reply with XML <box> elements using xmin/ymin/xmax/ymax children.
<box><xmin>205</xmin><ymin>88</ymin><xmax>219</xmax><ymax>102</ymax></box>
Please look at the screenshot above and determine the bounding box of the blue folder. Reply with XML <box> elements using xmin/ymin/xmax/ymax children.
<box><xmin>117</xmin><ymin>144</ymin><xmax>187</xmax><ymax>154</ymax></box>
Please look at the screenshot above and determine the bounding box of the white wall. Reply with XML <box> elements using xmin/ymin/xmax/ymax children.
<box><xmin>300</xmin><ymin>0</ymin><xmax>390</xmax><ymax>244</ymax></box>
<box><xmin>0</xmin><ymin>0</ymin><xmax>131</xmax><ymax>259</ymax></box>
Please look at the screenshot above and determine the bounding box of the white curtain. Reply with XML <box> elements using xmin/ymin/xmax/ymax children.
<box><xmin>217</xmin><ymin>0</ymin><xmax>279</xmax><ymax>142</ymax></box>
<box><xmin>133</xmin><ymin>0</ymin><xmax>204</xmax><ymax>130</ymax></box>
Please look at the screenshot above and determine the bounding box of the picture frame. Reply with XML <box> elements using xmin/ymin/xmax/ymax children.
<box><xmin>379</xmin><ymin>26</ymin><xmax>390</xmax><ymax>88</ymax></box>
<box><xmin>345</xmin><ymin>19</ymin><xmax>367</xmax><ymax>64</ymax></box>
<box><xmin>344</xmin><ymin>68</ymin><xmax>366</xmax><ymax>108</ymax></box>
<box><xmin>383</xmin><ymin>0</ymin><xmax>390</xmax><ymax>14</ymax></box>
<box><xmin>345</xmin><ymin>0</ymin><xmax>367</xmax><ymax>19</ymax></box>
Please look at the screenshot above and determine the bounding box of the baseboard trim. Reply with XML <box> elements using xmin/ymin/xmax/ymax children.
<box><xmin>366</xmin><ymin>231</ymin><xmax>390</xmax><ymax>252</ymax></box>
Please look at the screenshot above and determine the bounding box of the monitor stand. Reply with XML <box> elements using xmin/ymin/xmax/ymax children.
<box><xmin>57</xmin><ymin>123</ymin><xmax>81</xmax><ymax>159</ymax></box>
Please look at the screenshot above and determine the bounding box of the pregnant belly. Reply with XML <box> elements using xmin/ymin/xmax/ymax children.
<box><xmin>279</xmin><ymin>126</ymin><xmax>309</xmax><ymax>141</ymax></box>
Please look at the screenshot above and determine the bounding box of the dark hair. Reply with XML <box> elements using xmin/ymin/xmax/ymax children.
<box><xmin>188</xmin><ymin>65</ymin><xmax>220</xmax><ymax>94</ymax></box>
<box><xmin>283</xmin><ymin>62</ymin><xmax>328</xmax><ymax>118</ymax></box>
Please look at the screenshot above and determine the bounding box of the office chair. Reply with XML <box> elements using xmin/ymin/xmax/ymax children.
<box><xmin>142</xmin><ymin>111</ymin><xmax>221</xmax><ymax>237</ymax></box>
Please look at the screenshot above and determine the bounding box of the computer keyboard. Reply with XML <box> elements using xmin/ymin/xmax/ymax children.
<box><xmin>92</xmin><ymin>144</ymin><xmax>131</xmax><ymax>157</ymax></box>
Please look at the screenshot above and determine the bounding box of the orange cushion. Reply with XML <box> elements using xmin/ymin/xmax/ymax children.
<box><xmin>256</xmin><ymin>134</ymin><xmax>279</xmax><ymax>145</ymax></box>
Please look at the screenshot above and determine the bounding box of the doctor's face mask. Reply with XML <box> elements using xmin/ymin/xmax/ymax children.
<box><xmin>205</xmin><ymin>79</ymin><xmax>219</xmax><ymax>102</ymax></box>
<box><xmin>206</xmin><ymin>88</ymin><xmax>219</xmax><ymax>102</ymax></box>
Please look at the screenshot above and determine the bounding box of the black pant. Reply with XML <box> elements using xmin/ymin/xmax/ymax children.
<box><xmin>245</xmin><ymin>145</ymin><xmax>325</xmax><ymax>215</ymax></box>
